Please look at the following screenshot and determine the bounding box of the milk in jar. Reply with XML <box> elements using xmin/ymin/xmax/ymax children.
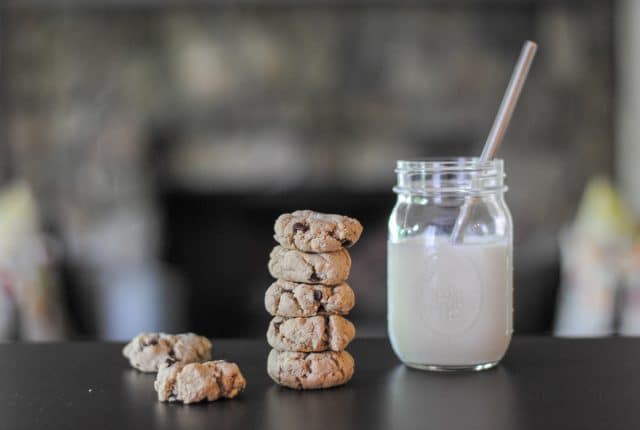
<box><xmin>388</xmin><ymin>158</ymin><xmax>513</xmax><ymax>371</ymax></box>
<box><xmin>388</xmin><ymin>236</ymin><xmax>512</xmax><ymax>368</ymax></box>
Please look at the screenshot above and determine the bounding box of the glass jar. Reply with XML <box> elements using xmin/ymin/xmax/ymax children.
<box><xmin>388</xmin><ymin>158</ymin><xmax>513</xmax><ymax>371</ymax></box>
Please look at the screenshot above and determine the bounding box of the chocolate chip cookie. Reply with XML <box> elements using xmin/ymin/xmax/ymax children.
<box><xmin>122</xmin><ymin>332</ymin><xmax>212</xmax><ymax>373</ymax></box>
<box><xmin>267</xmin><ymin>349</ymin><xmax>355</xmax><ymax>390</ymax></box>
<box><xmin>268</xmin><ymin>246</ymin><xmax>351</xmax><ymax>285</ymax></box>
<box><xmin>155</xmin><ymin>360</ymin><xmax>246</xmax><ymax>404</ymax></box>
<box><xmin>265</xmin><ymin>280</ymin><xmax>355</xmax><ymax>317</ymax></box>
<box><xmin>274</xmin><ymin>210</ymin><xmax>363</xmax><ymax>253</ymax></box>
<box><xmin>267</xmin><ymin>315</ymin><xmax>356</xmax><ymax>352</ymax></box>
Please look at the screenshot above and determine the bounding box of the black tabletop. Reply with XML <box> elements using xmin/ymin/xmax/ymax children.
<box><xmin>2</xmin><ymin>337</ymin><xmax>639</xmax><ymax>430</ymax></box>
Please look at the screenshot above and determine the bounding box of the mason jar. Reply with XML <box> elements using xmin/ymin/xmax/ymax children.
<box><xmin>388</xmin><ymin>158</ymin><xmax>513</xmax><ymax>371</ymax></box>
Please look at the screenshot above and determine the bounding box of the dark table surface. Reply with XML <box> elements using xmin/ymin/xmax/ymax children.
<box><xmin>2</xmin><ymin>337</ymin><xmax>640</xmax><ymax>430</ymax></box>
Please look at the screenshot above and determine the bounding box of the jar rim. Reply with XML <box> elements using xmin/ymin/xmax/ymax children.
<box><xmin>395</xmin><ymin>157</ymin><xmax>503</xmax><ymax>172</ymax></box>
<box><xmin>393</xmin><ymin>157</ymin><xmax>506</xmax><ymax>196</ymax></box>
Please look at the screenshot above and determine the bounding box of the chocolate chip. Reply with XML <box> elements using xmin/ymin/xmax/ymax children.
<box><xmin>165</xmin><ymin>357</ymin><xmax>176</xmax><ymax>366</ymax></box>
<box><xmin>142</xmin><ymin>338</ymin><xmax>158</xmax><ymax>347</ymax></box>
<box><xmin>309</xmin><ymin>273</ymin><xmax>321</xmax><ymax>283</ymax></box>
<box><xmin>313</xmin><ymin>290</ymin><xmax>322</xmax><ymax>301</ymax></box>
<box><xmin>168</xmin><ymin>348</ymin><xmax>176</xmax><ymax>359</ymax></box>
<box><xmin>341</xmin><ymin>239</ymin><xmax>352</xmax><ymax>247</ymax></box>
<box><xmin>293</xmin><ymin>222</ymin><xmax>309</xmax><ymax>233</ymax></box>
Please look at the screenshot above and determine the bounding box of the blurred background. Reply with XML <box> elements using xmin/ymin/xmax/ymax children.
<box><xmin>1</xmin><ymin>0</ymin><xmax>639</xmax><ymax>340</ymax></box>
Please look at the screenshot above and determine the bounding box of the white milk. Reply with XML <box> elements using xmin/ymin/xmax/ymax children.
<box><xmin>388</xmin><ymin>235</ymin><xmax>512</xmax><ymax>368</ymax></box>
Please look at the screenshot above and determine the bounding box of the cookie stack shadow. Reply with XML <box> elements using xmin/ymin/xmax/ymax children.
<box><xmin>265</xmin><ymin>210</ymin><xmax>363</xmax><ymax>390</ymax></box>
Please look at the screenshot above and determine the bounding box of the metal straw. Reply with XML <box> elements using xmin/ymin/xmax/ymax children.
<box><xmin>450</xmin><ymin>40</ymin><xmax>538</xmax><ymax>243</ymax></box>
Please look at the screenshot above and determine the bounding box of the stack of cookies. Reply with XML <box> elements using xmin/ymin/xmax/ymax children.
<box><xmin>266</xmin><ymin>210</ymin><xmax>363</xmax><ymax>390</ymax></box>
